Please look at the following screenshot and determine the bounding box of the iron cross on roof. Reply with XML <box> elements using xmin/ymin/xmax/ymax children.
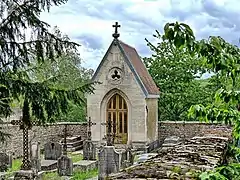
<box><xmin>112</xmin><ymin>22</ymin><xmax>121</xmax><ymax>39</ymax></box>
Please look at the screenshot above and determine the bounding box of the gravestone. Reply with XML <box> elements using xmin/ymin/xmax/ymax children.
<box><xmin>0</xmin><ymin>153</ymin><xmax>12</xmax><ymax>172</ymax></box>
<box><xmin>57</xmin><ymin>155</ymin><xmax>73</xmax><ymax>176</ymax></box>
<box><xmin>14</xmin><ymin>170</ymin><xmax>35</xmax><ymax>180</ymax></box>
<box><xmin>44</xmin><ymin>142</ymin><xmax>62</xmax><ymax>160</ymax></box>
<box><xmin>98</xmin><ymin>146</ymin><xmax>120</xmax><ymax>180</ymax></box>
<box><xmin>83</xmin><ymin>140</ymin><xmax>96</xmax><ymax>160</ymax></box>
<box><xmin>30</xmin><ymin>142</ymin><xmax>41</xmax><ymax>173</ymax></box>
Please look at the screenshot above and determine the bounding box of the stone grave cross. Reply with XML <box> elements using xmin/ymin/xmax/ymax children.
<box><xmin>10</xmin><ymin>118</ymin><xmax>41</xmax><ymax>170</ymax></box>
<box><xmin>87</xmin><ymin>117</ymin><xmax>96</xmax><ymax>140</ymax></box>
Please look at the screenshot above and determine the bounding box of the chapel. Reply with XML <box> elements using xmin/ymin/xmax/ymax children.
<box><xmin>87</xmin><ymin>22</ymin><xmax>159</xmax><ymax>148</ymax></box>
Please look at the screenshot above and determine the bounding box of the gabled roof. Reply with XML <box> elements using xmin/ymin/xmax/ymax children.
<box><xmin>92</xmin><ymin>39</ymin><xmax>160</xmax><ymax>97</ymax></box>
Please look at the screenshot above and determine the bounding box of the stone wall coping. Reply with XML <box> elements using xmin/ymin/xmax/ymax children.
<box><xmin>158</xmin><ymin>121</ymin><xmax>230</xmax><ymax>125</ymax></box>
<box><xmin>0</xmin><ymin>121</ymin><xmax>87</xmax><ymax>126</ymax></box>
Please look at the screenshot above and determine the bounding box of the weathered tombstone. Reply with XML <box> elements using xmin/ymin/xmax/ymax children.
<box><xmin>125</xmin><ymin>147</ymin><xmax>134</xmax><ymax>167</ymax></box>
<box><xmin>0</xmin><ymin>153</ymin><xmax>12</xmax><ymax>172</ymax></box>
<box><xmin>44</xmin><ymin>142</ymin><xmax>62</xmax><ymax>160</ymax></box>
<box><xmin>14</xmin><ymin>170</ymin><xmax>34</xmax><ymax>180</ymax></box>
<box><xmin>57</xmin><ymin>155</ymin><xmax>73</xmax><ymax>176</ymax></box>
<box><xmin>30</xmin><ymin>142</ymin><xmax>41</xmax><ymax>173</ymax></box>
<box><xmin>98</xmin><ymin>146</ymin><xmax>120</xmax><ymax>180</ymax></box>
<box><xmin>83</xmin><ymin>140</ymin><xmax>96</xmax><ymax>160</ymax></box>
<box><xmin>128</xmin><ymin>150</ymin><xmax>135</xmax><ymax>165</ymax></box>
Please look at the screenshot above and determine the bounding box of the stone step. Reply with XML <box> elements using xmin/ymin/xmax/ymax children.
<box><xmin>64</xmin><ymin>136</ymin><xmax>82</xmax><ymax>143</ymax></box>
<box><xmin>67</xmin><ymin>145</ymin><xmax>83</xmax><ymax>152</ymax></box>
<box><xmin>65</xmin><ymin>140</ymin><xmax>83</xmax><ymax>148</ymax></box>
<box><xmin>41</xmin><ymin>160</ymin><xmax>57</xmax><ymax>171</ymax></box>
<box><xmin>73</xmin><ymin>160</ymin><xmax>98</xmax><ymax>172</ymax></box>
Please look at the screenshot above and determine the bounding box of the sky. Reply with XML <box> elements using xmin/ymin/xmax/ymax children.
<box><xmin>40</xmin><ymin>0</ymin><xmax>240</xmax><ymax>74</ymax></box>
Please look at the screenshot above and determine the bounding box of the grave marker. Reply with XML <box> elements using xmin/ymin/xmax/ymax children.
<box><xmin>0</xmin><ymin>153</ymin><xmax>12</xmax><ymax>172</ymax></box>
<box><xmin>10</xmin><ymin>118</ymin><xmax>41</xmax><ymax>170</ymax></box>
<box><xmin>44</xmin><ymin>142</ymin><xmax>62</xmax><ymax>160</ymax></box>
<box><xmin>101</xmin><ymin>117</ymin><xmax>121</xmax><ymax>146</ymax></box>
<box><xmin>83</xmin><ymin>141</ymin><xmax>96</xmax><ymax>160</ymax></box>
<box><xmin>98</xmin><ymin>146</ymin><xmax>120</xmax><ymax>180</ymax></box>
<box><xmin>83</xmin><ymin>117</ymin><xmax>97</xmax><ymax>160</ymax></box>
<box><xmin>57</xmin><ymin>155</ymin><xmax>73</xmax><ymax>176</ymax></box>
<box><xmin>87</xmin><ymin>117</ymin><xmax>96</xmax><ymax>140</ymax></box>
<box><xmin>30</xmin><ymin>142</ymin><xmax>41</xmax><ymax>173</ymax></box>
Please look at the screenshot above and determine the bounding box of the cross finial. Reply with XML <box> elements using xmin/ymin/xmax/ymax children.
<box><xmin>112</xmin><ymin>22</ymin><xmax>121</xmax><ymax>39</ymax></box>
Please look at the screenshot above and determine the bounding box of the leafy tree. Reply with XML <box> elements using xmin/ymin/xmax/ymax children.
<box><xmin>160</xmin><ymin>21</ymin><xmax>240</xmax><ymax>178</ymax></box>
<box><xmin>29</xmin><ymin>27</ymin><xmax>94</xmax><ymax>122</ymax></box>
<box><xmin>144</xmin><ymin>27</ymin><xmax>211</xmax><ymax>121</ymax></box>
<box><xmin>0</xmin><ymin>0</ymin><xmax>94</xmax><ymax>142</ymax></box>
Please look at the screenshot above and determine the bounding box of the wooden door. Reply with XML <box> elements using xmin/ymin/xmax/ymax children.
<box><xmin>107</xmin><ymin>94</ymin><xmax>128</xmax><ymax>144</ymax></box>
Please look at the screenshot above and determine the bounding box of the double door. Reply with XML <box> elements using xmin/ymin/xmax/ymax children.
<box><xmin>106</xmin><ymin>94</ymin><xmax>128</xmax><ymax>144</ymax></box>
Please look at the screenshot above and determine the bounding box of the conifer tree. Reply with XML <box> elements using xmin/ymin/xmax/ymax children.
<box><xmin>0</xmin><ymin>0</ymin><xmax>94</xmax><ymax>142</ymax></box>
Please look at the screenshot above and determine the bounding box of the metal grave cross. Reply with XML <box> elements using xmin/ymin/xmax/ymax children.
<box><xmin>112</xmin><ymin>120</ymin><xmax>121</xmax><ymax>144</ymax></box>
<box><xmin>10</xmin><ymin>118</ymin><xmax>41</xmax><ymax>170</ymax></box>
<box><xmin>101</xmin><ymin>117</ymin><xmax>121</xmax><ymax>146</ymax></box>
<box><xmin>87</xmin><ymin>117</ymin><xmax>96</xmax><ymax>140</ymax></box>
<box><xmin>101</xmin><ymin>117</ymin><xmax>112</xmax><ymax>146</ymax></box>
<box><xmin>112</xmin><ymin>22</ymin><xmax>121</xmax><ymax>39</ymax></box>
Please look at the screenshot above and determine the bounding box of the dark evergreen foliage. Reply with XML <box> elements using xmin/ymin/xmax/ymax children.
<box><xmin>0</xmin><ymin>0</ymin><xmax>94</xmax><ymax>141</ymax></box>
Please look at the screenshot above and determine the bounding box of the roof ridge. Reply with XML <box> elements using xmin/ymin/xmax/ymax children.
<box><xmin>118</xmin><ymin>40</ymin><xmax>160</xmax><ymax>96</ymax></box>
<box><xmin>118</xmin><ymin>40</ymin><xmax>137</xmax><ymax>50</ymax></box>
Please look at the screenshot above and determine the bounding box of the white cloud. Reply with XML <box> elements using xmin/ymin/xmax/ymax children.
<box><xmin>40</xmin><ymin>0</ymin><xmax>240</xmax><ymax>70</ymax></box>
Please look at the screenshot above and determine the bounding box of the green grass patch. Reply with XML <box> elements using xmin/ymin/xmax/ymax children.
<box><xmin>42</xmin><ymin>172</ymin><xmax>64</xmax><ymax>180</ymax></box>
<box><xmin>9</xmin><ymin>158</ymin><xmax>22</xmax><ymax>172</ymax></box>
<box><xmin>5</xmin><ymin>158</ymin><xmax>22</xmax><ymax>178</ymax></box>
<box><xmin>42</xmin><ymin>169</ymin><xmax>98</xmax><ymax>180</ymax></box>
<box><xmin>72</xmin><ymin>168</ymin><xmax>98</xmax><ymax>180</ymax></box>
<box><xmin>68</xmin><ymin>152</ymin><xmax>83</xmax><ymax>163</ymax></box>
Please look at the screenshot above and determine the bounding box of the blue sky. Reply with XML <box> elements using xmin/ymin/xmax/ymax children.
<box><xmin>40</xmin><ymin>0</ymin><xmax>240</xmax><ymax>72</ymax></box>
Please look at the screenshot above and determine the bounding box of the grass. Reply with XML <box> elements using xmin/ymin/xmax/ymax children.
<box><xmin>5</xmin><ymin>152</ymin><xmax>93</xmax><ymax>179</ymax></box>
<box><xmin>42</xmin><ymin>169</ymin><xmax>98</xmax><ymax>180</ymax></box>
<box><xmin>72</xmin><ymin>168</ymin><xmax>98</xmax><ymax>180</ymax></box>
<box><xmin>68</xmin><ymin>152</ymin><xmax>83</xmax><ymax>163</ymax></box>
<box><xmin>42</xmin><ymin>172</ymin><xmax>64</xmax><ymax>180</ymax></box>
<box><xmin>5</xmin><ymin>158</ymin><xmax>22</xmax><ymax>178</ymax></box>
<box><xmin>9</xmin><ymin>158</ymin><xmax>22</xmax><ymax>172</ymax></box>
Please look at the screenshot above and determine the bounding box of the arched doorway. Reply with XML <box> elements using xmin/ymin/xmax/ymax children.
<box><xmin>106</xmin><ymin>93</ymin><xmax>128</xmax><ymax>144</ymax></box>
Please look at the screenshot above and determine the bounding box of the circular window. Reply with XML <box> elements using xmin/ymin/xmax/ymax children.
<box><xmin>108</xmin><ymin>67</ymin><xmax>123</xmax><ymax>85</ymax></box>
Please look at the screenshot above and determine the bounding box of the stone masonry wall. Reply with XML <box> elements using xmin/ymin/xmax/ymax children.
<box><xmin>0</xmin><ymin>122</ymin><xmax>87</xmax><ymax>158</ymax></box>
<box><xmin>0</xmin><ymin>121</ymin><xmax>232</xmax><ymax>158</ymax></box>
<box><xmin>158</xmin><ymin>121</ymin><xmax>232</xmax><ymax>145</ymax></box>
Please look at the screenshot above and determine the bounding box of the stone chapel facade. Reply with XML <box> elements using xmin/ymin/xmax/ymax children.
<box><xmin>87</xmin><ymin>23</ymin><xmax>159</xmax><ymax>148</ymax></box>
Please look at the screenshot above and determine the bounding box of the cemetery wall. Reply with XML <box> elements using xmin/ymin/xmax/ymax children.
<box><xmin>158</xmin><ymin>121</ymin><xmax>232</xmax><ymax>145</ymax></box>
<box><xmin>0</xmin><ymin>122</ymin><xmax>87</xmax><ymax>158</ymax></box>
<box><xmin>0</xmin><ymin>121</ymin><xmax>232</xmax><ymax>158</ymax></box>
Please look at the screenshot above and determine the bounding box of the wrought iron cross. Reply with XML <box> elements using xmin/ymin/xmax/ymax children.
<box><xmin>63</xmin><ymin>124</ymin><xmax>68</xmax><ymax>155</ymax></box>
<box><xmin>101</xmin><ymin>117</ymin><xmax>121</xmax><ymax>146</ymax></box>
<box><xmin>112</xmin><ymin>22</ymin><xmax>121</xmax><ymax>39</ymax></box>
<box><xmin>87</xmin><ymin>117</ymin><xmax>96</xmax><ymax>140</ymax></box>
<box><xmin>101</xmin><ymin>117</ymin><xmax>113</xmax><ymax>146</ymax></box>
<box><xmin>10</xmin><ymin>118</ymin><xmax>41</xmax><ymax>170</ymax></box>
<box><xmin>106</xmin><ymin>117</ymin><xmax>113</xmax><ymax>146</ymax></box>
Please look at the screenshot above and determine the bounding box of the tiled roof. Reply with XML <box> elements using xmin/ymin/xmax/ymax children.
<box><xmin>119</xmin><ymin>40</ymin><xmax>160</xmax><ymax>95</ymax></box>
